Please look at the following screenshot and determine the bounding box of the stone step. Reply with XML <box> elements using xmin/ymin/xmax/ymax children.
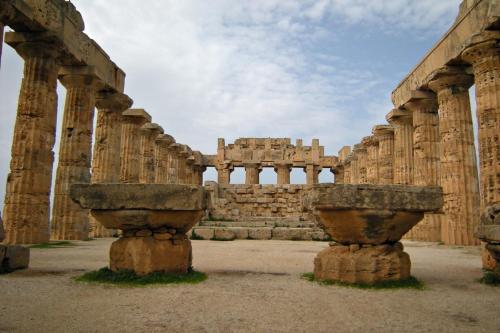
<box><xmin>199</xmin><ymin>220</ymin><xmax>317</xmax><ymax>228</ymax></box>
<box><xmin>189</xmin><ymin>226</ymin><xmax>329</xmax><ymax>241</ymax></box>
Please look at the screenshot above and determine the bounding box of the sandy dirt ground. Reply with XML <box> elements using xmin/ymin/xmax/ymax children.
<box><xmin>1</xmin><ymin>239</ymin><xmax>499</xmax><ymax>333</ymax></box>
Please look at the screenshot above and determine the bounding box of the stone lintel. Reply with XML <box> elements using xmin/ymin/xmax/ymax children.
<box><xmin>122</xmin><ymin>109</ymin><xmax>152</xmax><ymax>122</ymax></box>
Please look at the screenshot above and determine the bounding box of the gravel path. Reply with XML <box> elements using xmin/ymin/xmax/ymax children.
<box><xmin>1</xmin><ymin>239</ymin><xmax>499</xmax><ymax>333</ymax></box>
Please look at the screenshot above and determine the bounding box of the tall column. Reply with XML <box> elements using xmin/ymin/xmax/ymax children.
<box><xmin>90</xmin><ymin>92</ymin><xmax>133</xmax><ymax>238</ymax></box>
<box><xmin>305</xmin><ymin>164</ymin><xmax>321</xmax><ymax>185</ymax></box>
<box><xmin>463</xmin><ymin>34</ymin><xmax>500</xmax><ymax>267</ymax></box>
<box><xmin>139</xmin><ymin>123</ymin><xmax>163</xmax><ymax>184</ymax></box>
<box><xmin>217</xmin><ymin>163</ymin><xmax>233</xmax><ymax>184</ymax></box>
<box><xmin>343</xmin><ymin>159</ymin><xmax>352</xmax><ymax>184</ymax></box>
<box><xmin>154</xmin><ymin>134</ymin><xmax>175</xmax><ymax>184</ymax></box>
<box><xmin>3</xmin><ymin>42</ymin><xmax>60</xmax><ymax>244</ymax></box>
<box><xmin>386</xmin><ymin>109</ymin><xmax>414</xmax><ymax>185</ymax></box>
<box><xmin>245</xmin><ymin>162</ymin><xmax>261</xmax><ymax>185</ymax></box>
<box><xmin>428</xmin><ymin>66</ymin><xmax>481</xmax><ymax>245</ymax></box>
<box><xmin>186</xmin><ymin>156</ymin><xmax>196</xmax><ymax>185</ymax></box>
<box><xmin>192</xmin><ymin>152</ymin><xmax>205</xmax><ymax>186</ymax></box>
<box><xmin>51</xmin><ymin>67</ymin><xmax>100</xmax><ymax>241</ymax></box>
<box><xmin>352</xmin><ymin>144</ymin><xmax>368</xmax><ymax>184</ymax></box>
<box><xmin>362</xmin><ymin>136</ymin><xmax>379</xmax><ymax>184</ymax></box>
<box><xmin>120</xmin><ymin>109</ymin><xmax>151</xmax><ymax>183</ymax></box>
<box><xmin>177</xmin><ymin>146</ymin><xmax>192</xmax><ymax>185</ymax></box>
<box><xmin>332</xmin><ymin>166</ymin><xmax>344</xmax><ymax>184</ymax></box>
<box><xmin>349</xmin><ymin>155</ymin><xmax>359</xmax><ymax>184</ymax></box>
<box><xmin>404</xmin><ymin>93</ymin><xmax>443</xmax><ymax>242</ymax></box>
<box><xmin>166</xmin><ymin>144</ymin><xmax>183</xmax><ymax>184</ymax></box>
<box><xmin>372</xmin><ymin>125</ymin><xmax>394</xmax><ymax>185</ymax></box>
<box><xmin>275</xmin><ymin>162</ymin><xmax>291</xmax><ymax>185</ymax></box>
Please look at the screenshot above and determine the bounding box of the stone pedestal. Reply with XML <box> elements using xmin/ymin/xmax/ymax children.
<box><xmin>51</xmin><ymin>68</ymin><xmax>99</xmax><ymax>241</ymax></box>
<box><xmin>245</xmin><ymin>162</ymin><xmax>261</xmax><ymax>185</ymax></box>
<box><xmin>139</xmin><ymin>123</ymin><xmax>164</xmax><ymax>184</ymax></box>
<box><xmin>3</xmin><ymin>41</ymin><xmax>60</xmax><ymax>244</ymax></box>
<box><xmin>372</xmin><ymin>125</ymin><xmax>394</xmax><ymax>185</ymax></box>
<box><xmin>120</xmin><ymin>109</ymin><xmax>151</xmax><ymax>183</ymax></box>
<box><xmin>71</xmin><ymin>184</ymin><xmax>205</xmax><ymax>276</ymax></box>
<box><xmin>314</xmin><ymin>242</ymin><xmax>410</xmax><ymax>284</ymax></box>
<box><xmin>275</xmin><ymin>162</ymin><xmax>292</xmax><ymax>185</ymax></box>
<box><xmin>387</xmin><ymin>109</ymin><xmax>414</xmax><ymax>185</ymax></box>
<box><xmin>428</xmin><ymin>67</ymin><xmax>481</xmax><ymax>245</ymax></box>
<box><xmin>309</xmin><ymin>184</ymin><xmax>443</xmax><ymax>285</ymax></box>
<box><xmin>404</xmin><ymin>93</ymin><xmax>443</xmax><ymax>242</ymax></box>
<box><xmin>90</xmin><ymin>92</ymin><xmax>133</xmax><ymax>238</ymax></box>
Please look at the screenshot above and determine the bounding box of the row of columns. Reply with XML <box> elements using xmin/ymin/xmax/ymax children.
<box><xmin>339</xmin><ymin>33</ymin><xmax>500</xmax><ymax>247</ymax></box>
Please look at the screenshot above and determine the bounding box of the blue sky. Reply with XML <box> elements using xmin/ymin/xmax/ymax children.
<box><xmin>0</xmin><ymin>0</ymin><xmax>464</xmax><ymax>205</ymax></box>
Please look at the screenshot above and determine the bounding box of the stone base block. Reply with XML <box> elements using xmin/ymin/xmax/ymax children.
<box><xmin>314</xmin><ymin>242</ymin><xmax>410</xmax><ymax>284</ymax></box>
<box><xmin>110</xmin><ymin>236</ymin><xmax>192</xmax><ymax>276</ymax></box>
<box><xmin>192</xmin><ymin>228</ymin><xmax>215</xmax><ymax>240</ymax></box>
<box><xmin>483</xmin><ymin>243</ymin><xmax>500</xmax><ymax>273</ymax></box>
<box><xmin>0</xmin><ymin>245</ymin><xmax>30</xmax><ymax>274</ymax></box>
<box><xmin>214</xmin><ymin>228</ymin><xmax>236</xmax><ymax>241</ymax></box>
<box><xmin>248</xmin><ymin>228</ymin><xmax>272</xmax><ymax>240</ymax></box>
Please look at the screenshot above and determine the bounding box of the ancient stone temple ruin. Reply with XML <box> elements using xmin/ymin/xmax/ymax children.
<box><xmin>0</xmin><ymin>0</ymin><xmax>499</xmax><ymax>283</ymax></box>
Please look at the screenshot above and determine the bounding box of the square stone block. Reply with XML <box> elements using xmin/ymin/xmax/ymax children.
<box><xmin>248</xmin><ymin>228</ymin><xmax>272</xmax><ymax>240</ymax></box>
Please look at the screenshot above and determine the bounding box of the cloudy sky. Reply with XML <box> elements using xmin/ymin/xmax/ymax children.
<box><xmin>0</xmin><ymin>0</ymin><xmax>464</xmax><ymax>207</ymax></box>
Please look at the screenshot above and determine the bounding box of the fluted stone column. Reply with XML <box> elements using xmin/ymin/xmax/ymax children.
<box><xmin>343</xmin><ymin>158</ymin><xmax>352</xmax><ymax>184</ymax></box>
<box><xmin>245</xmin><ymin>162</ymin><xmax>261</xmax><ymax>185</ymax></box>
<box><xmin>154</xmin><ymin>134</ymin><xmax>176</xmax><ymax>184</ymax></box>
<box><xmin>349</xmin><ymin>155</ymin><xmax>359</xmax><ymax>184</ymax></box>
<box><xmin>186</xmin><ymin>156</ymin><xmax>196</xmax><ymax>185</ymax></box>
<box><xmin>404</xmin><ymin>93</ymin><xmax>443</xmax><ymax>242</ymax></box>
<box><xmin>3</xmin><ymin>42</ymin><xmax>60</xmax><ymax>244</ymax></box>
<box><xmin>333</xmin><ymin>166</ymin><xmax>344</xmax><ymax>184</ymax></box>
<box><xmin>362</xmin><ymin>136</ymin><xmax>379</xmax><ymax>184</ymax></box>
<box><xmin>305</xmin><ymin>164</ymin><xmax>321</xmax><ymax>185</ymax></box>
<box><xmin>275</xmin><ymin>162</ymin><xmax>292</xmax><ymax>185</ymax></box>
<box><xmin>178</xmin><ymin>146</ymin><xmax>192</xmax><ymax>185</ymax></box>
<box><xmin>386</xmin><ymin>109</ymin><xmax>414</xmax><ymax>185</ymax></box>
<box><xmin>51</xmin><ymin>67</ymin><xmax>99</xmax><ymax>241</ymax></box>
<box><xmin>167</xmin><ymin>144</ymin><xmax>183</xmax><ymax>184</ymax></box>
<box><xmin>192</xmin><ymin>152</ymin><xmax>205</xmax><ymax>186</ymax></box>
<box><xmin>428</xmin><ymin>67</ymin><xmax>481</xmax><ymax>245</ymax></box>
<box><xmin>120</xmin><ymin>109</ymin><xmax>151</xmax><ymax>183</ymax></box>
<box><xmin>217</xmin><ymin>163</ymin><xmax>233</xmax><ymax>185</ymax></box>
<box><xmin>372</xmin><ymin>125</ymin><xmax>394</xmax><ymax>185</ymax></box>
<box><xmin>463</xmin><ymin>34</ymin><xmax>500</xmax><ymax>267</ymax></box>
<box><xmin>352</xmin><ymin>144</ymin><xmax>368</xmax><ymax>184</ymax></box>
<box><xmin>139</xmin><ymin>123</ymin><xmax>163</xmax><ymax>184</ymax></box>
<box><xmin>90</xmin><ymin>92</ymin><xmax>133</xmax><ymax>238</ymax></box>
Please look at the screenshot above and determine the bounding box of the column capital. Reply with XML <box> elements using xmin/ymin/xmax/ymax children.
<box><xmin>361</xmin><ymin>135</ymin><xmax>378</xmax><ymax>147</ymax></box>
<box><xmin>140</xmin><ymin>122</ymin><xmax>164</xmax><ymax>136</ymax></box>
<box><xmin>403</xmin><ymin>90</ymin><xmax>437</xmax><ymax>114</ymax></box>
<box><xmin>243</xmin><ymin>161</ymin><xmax>262</xmax><ymax>169</ymax></box>
<box><xmin>274</xmin><ymin>161</ymin><xmax>292</xmax><ymax>172</ymax></box>
<box><xmin>372</xmin><ymin>124</ymin><xmax>394</xmax><ymax>138</ymax></box>
<box><xmin>96</xmin><ymin>91</ymin><xmax>133</xmax><ymax>111</ymax></box>
<box><xmin>155</xmin><ymin>134</ymin><xmax>175</xmax><ymax>147</ymax></box>
<box><xmin>462</xmin><ymin>31</ymin><xmax>500</xmax><ymax>65</ymax></box>
<box><xmin>58</xmin><ymin>66</ymin><xmax>103</xmax><ymax>90</ymax></box>
<box><xmin>5</xmin><ymin>35</ymin><xmax>62</xmax><ymax>60</ymax></box>
<box><xmin>386</xmin><ymin>108</ymin><xmax>412</xmax><ymax>126</ymax></box>
<box><xmin>352</xmin><ymin>143</ymin><xmax>367</xmax><ymax>154</ymax></box>
<box><xmin>427</xmin><ymin>66</ymin><xmax>474</xmax><ymax>93</ymax></box>
<box><xmin>216</xmin><ymin>161</ymin><xmax>234</xmax><ymax>171</ymax></box>
<box><xmin>122</xmin><ymin>108</ymin><xmax>152</xmax><ymax>123</ymax></box>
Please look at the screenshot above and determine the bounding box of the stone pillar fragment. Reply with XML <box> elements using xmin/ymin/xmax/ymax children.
<box><xmin>120</xmin><ymin>109</ymin><xmax>151</xmax><ymax>183</ymax></box>
<box><xmin>177</xmin><ymin>145</ymin><xmax>192</xmax><ymax>185</ymax></box>
<box><xmin>51</xmin><ymin>67</ymin><xmax>100</xmax><ymax>241</ymax></box>
<box><xmin>217</xmin><ymin>163</ymin><xmax>233</xmax><ymax>185</ymax></box>
<box><xmin>139</xmin><ymin>123</ymin><xmax>164</xmax><ymax>184</ymax></box>
<box><xmin>305</xmin><ymin>164</ymin><xmax>321</xmax><ymax>185</ymax></box>
<box><xmin>386</xmin><ymin>109</ymin><xmax>414</xmax><ymax>185</ymax></box>
<box><xmin>343</xmin><ymin>157</ymin><xmax>352</xmax><ymax>184</ymax></box>
<box><xmin>274</xmin><ymin>162</ymin><xmax>292</xmax><ymax>185</ymax></box>
<box><xmin>333</xmin><ymin>166</ymin><xmax>344</xmax><ymax>184</ymax></box>
<box><xmin>245</xmin><ymin>162</ymin><xmax>261</xmax><ymax>185</ymax></box>
<box><xmin>3</xmin><ymin>42</ymin><xmax>60</xmax><ymax>244</ymax></box>
<box><xmin>463</xmin><ymin>34</ymin><xmax>500</xmax><ymax>266</ymax></box>
<box><xmin>428</xmin><ymin>67</ymin><xmax>480</xmax><ymax>245</ymax></box>
<box><xmin>404</xmin><ymin>93</ymin><xmax>443</xmax><ymax>242</ymax></box>
<box><xmin>90</xmin><ymin>92</ymin><xmax>133</xmax><ymax>238</ymax></box>
<box><xmin>372</xmin><ymin>125</ymin><xmax>394</xmax><ymax>185</ymax></box>
<box><xmin>352</xmin><ymin>144</ymin><xmax>368</xmax><ymax>184</ymax></box>
<box><xmin>192</xmin><ymin>152</ymin><xmax>206</xmax><ymax>186</ymax></box>
<box><xmin>154</xmin><ymin>134</ymin><xmax>176</xmax><ymax>184</ymax></box>
<box><xmin>362</xmin><ymin>136</ymin><xmax>379</xmax><ymax>184</ymax></box>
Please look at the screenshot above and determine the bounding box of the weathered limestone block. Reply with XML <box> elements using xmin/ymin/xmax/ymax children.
<box><xmin>90</xmin><ymin>92</ymin><xmax>133</xmax><ymax>238</ymax></box>
<box><xmin>110</xmin><ymin>236</ymin><xmax>192</xmax><ymax>276</ymax></box>
<box><xmin>216</xmin><ymin>162</ymin><xmax>233</xmax><ymax>185</ymax></box>
<box><xmin>386</xmin><ymin>109</ymin><xmax>414</xmax><ymax>185</ymax></box>
<box><xmin>120</xmin><ymin>109</ymin><xmax>151</xmax><ymax>183</ymax></box>
<box><xmin>248</xmin><ymin>228</ymin><xmax>272</xmax><ymax>240</ymax></box>
<box><xmin>213</xmin><ymin>228</ymin><xmax>236</xmax><ymax>241</ymax></box>
<box><xmin>139</xmin><ymin>123</ymin><xmax>164</xmax><ymax>184</ymax></box>
<box><xmin>404</xmin><ymin>92</ymin><xmax>443</xmax><ymax>242</ymax></box>
<box><xmin>333</xmin><ymin>166</ymin><xmax>344</xmax><ymax>184</ymax></box>
<box><xmin>245</xmin><ymin>162</ymin><xmax>261</xmax><ymax>185</ymax></box>
<box><xmin>428</xmin><ymin>67</ymin><xmax>481</xmax><ymax>245</ymax></box>
<box><xmin>272</xmin><ymin>227</ymin><xmax>308</xmax><ymax>241</ymax></box>
<box><xmin>3</xmin><ymin>41</ymin><xmax>60</xmax><ymax>244</ymax></box>
<box><xmin>51</xmin><ymin>68</ymin><xmax>100</xmax><ymax>241</ymax></box>
<box><xmin>314</xmin><ymin>243</ymin><xmax>410</xmax><ymax>284</ymax></box>
<box><xmin>154</xmin><ymin>134</ymin><xmax>176</xmax><ymax>184</ymax></box>
<box><xmin>275</xmin><ymin>162</ymin><xmax>292</xmax><ymax>185</ymax></box>
<box><xmin>305</xmin><ymin>164</ymin><xmax>321</xmax><ymax>185</ymax></box>
<box><xmin>192</xmin><ymin>228</ymin><xmax>215</xmax><ymax>240</ymax></box>
<box><xmin>352</xmin><ymin>144</ymin><xmax>368</xmax><ymax>184</ymax></box>
<box><xmin>0</xmin><ymin>243</ymin><xmax>30</xmax><ymax>274</ymax></box>
<box><xmin>477</xmin><ymin>204</ymin><xmax>500</xmax><ymax>245</ymax></box>
<box><xmin>372</xmin><ymin>125</ymin><xmax>394</xmax><ymax>185</ymax></box>
<box><xmin>362</xmin><ymin>136</ymin><xmax>378</xmax><ymax>184</ymax></box>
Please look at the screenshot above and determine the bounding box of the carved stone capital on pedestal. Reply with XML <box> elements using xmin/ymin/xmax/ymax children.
<box><xmin>122</xmin><ymin>108</ymin><xmax>152</xmax><ymax>124</ymax></box>
<box><xmin>386</xmin><ymin>108</ymin><xmax>413</xmax><ymax>126</ymax></box>
<box><xmin>58</xmin><ymin>66</ymin><xmax>103</xmax><ymax>90</ymax></box>
<box><xmin>140</xmin><ymin>122</ymin><xmax>164</xmax><ymax>137</ymax></box>
<box><xmin>461</xmin><ymin>31</ymin><xmax>500</xmax><ymax>65</ymax></box>
<box><xmin>156</xmin><ymin>134</ymin><xmax>176</xmax><ymax>147</ymax></box>
<box><xmin>427</xmin><ymin>66</ymin><xmax>474</xmax><ymax>93</ymax></box>
<box><xmin>361</xmin><ymin>135</ymin><xmax>378</xmax><ymax>148</ymax></box>
<box><xmin>372</xmin><ymin>125</ymin><xmax>394</xmax><ymax>139</ymax></box>
<box><xmin>96</xmin><ymin>91</ymin><xmax>133</xmax><ymax>112</ymax></box>
<box><xmin>403</xmin><ymin>90</ymin><xmax>437</xmax><ymax>114</ymax></box>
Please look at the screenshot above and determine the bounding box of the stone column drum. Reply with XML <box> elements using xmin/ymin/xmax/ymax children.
<box><xmin>139</xmin><ymin>123</ymin><xmax>164</xmax><ymax>184</ymax></box>
<box><xmin>154</xmin><ymin>134</ymin><xmax>176</xmax><ymax>184</ymax></box>
<box><xmin>310</xmin><ymin>184</ymin><xmax>443</xmax><ymax>285</ymax></box>
<box><xmin>275</xmin><ymin>162</ymin><xmax>292</xmax><ymax>185</ymax></box>
<box><xmin>71</xmin><ymin>184</ymin><xmax>206</xmax><ymax>276</ymax></box>
<box><xmin>333</xmin><ymin>166</ymin><xmax>344</xmax><ymax>184</ymax></box>
<box><xmin>217</xmin><ymin>163</ymin><xmax>233</xmax><ymax>185</ymax></box>
<box><xmin>387</xmin><ymin>109</ymin><xmax>414</xmax><ymax>185</ymax></box>
<box><xmin>428</xmin><ymin>67</ymin><xmax>481</xmax><ymax>245</ymax></box>
<box><xmin>352</xmin><ymin>144</ymin><xmax>368</xmax><ymax>184</ymax></box>
<box><xmin>362</xmin><ymin>136</ymin><xmax>379</xmax><ymax>184</ymax></box>
<box><xmin>3</xmin><ymin>41</ymin><xmax>60</xmax><ymax>244</ymax></box>
<box><xmin>342</xmin><ymin>156</ymin><xmax>352</xmax><ymax>184</ymax></box>
<box><xmin>120</xmin><ymin>109</ymin><xmax>151</xmax><ymax>183</ymax></box>
<box><xmin>245</xmin><ymin>162</ymin><xmax>261</xmax><ymax>185</ymax></box>
<box><xmin>306</xmin><ymin>164</ymin><xmax>321</xmax><ymax>185</ymax></box>
<box><xmin>90</xmin><ymin>92</ymin><xmax>133</xmax><ymax>238</ymax></box>
<box><xmin>372</xmin><ymin>125</ymin><xmax>394</xmax><ymax>185</ymax></box>
<box><xmin>51</xmin><ymin>68</ymin><xmax>100</xmax><ymax>240</ymax></box>
<box><xmin>167</xmin><ymin>144</ymin><xmax>183</xmax><ymax>184</ymax></box>
<box><xmin>463</xmin><ymin>33</ymin><xmax>500</xmax><ymax>272</ymax></box>
<box><xmin>404</xmin><ymin>93</ymin><xmax>443</xmax><ymax>242</ymax></box>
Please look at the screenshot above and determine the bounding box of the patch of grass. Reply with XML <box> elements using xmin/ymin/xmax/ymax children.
<box><xmin>301</xmin><ymin>272</ymin><xmax>425</xmax><ymax>290</ymax></box>
<box><xmin>29</xmin><ymin>241</ymin><xmax>76</xmax><ymax>249</ymax></box>
<box><xmin>75</xmin><ymin>267</ymin><xmax>207</xmax><ymax>286</ymax></box>
<box><xmin>479</xmin><ymin>271</ymin><xmax>500</xmax><ymax>286</ymax></box>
